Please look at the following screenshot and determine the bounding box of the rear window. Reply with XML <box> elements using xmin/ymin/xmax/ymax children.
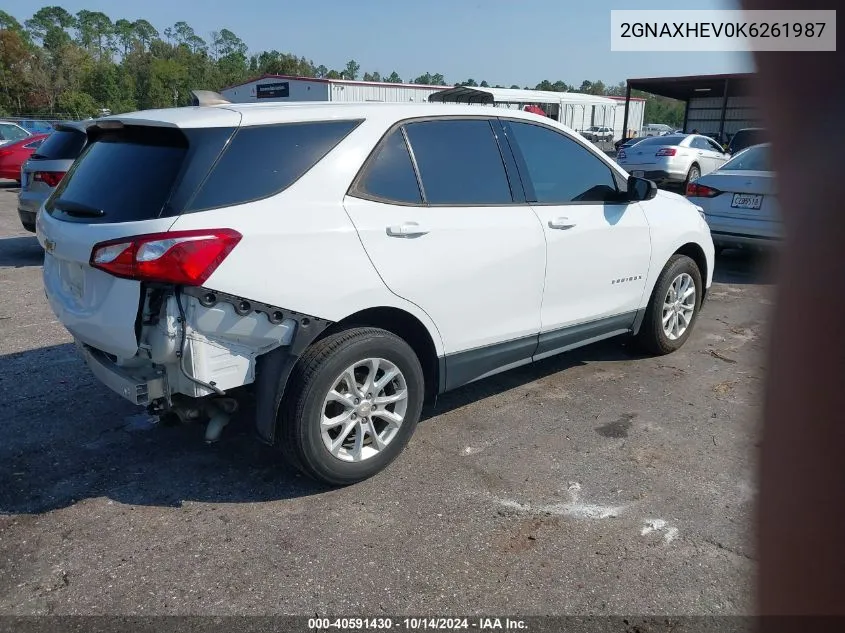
<box><xmin>186</xmin><ymin>119</ymin><xmax>362</xmax><ymax>212</ymax></box>
<box><xmin>46</xmin><ymin>126</ymin><xmax>191</xmax><ymax>224</ymax></box>
<box><xmin>722</xmin><ymin>144</ymin><xmax>771</xmax><ymax>172</ymax></box>
<box><xmin>32</xmin><ymin>129</ymin><xmax>86</xmax><ymax>160</ymax></box>
<box><xmin>730</xmin><ymin>129</ymin><xmax>766</xmax><ymax>153</ymax></box>
<box><xmin>635</xmin><ymin>135</ymin><xmax>685</xmax><ymax>147</ymax></box>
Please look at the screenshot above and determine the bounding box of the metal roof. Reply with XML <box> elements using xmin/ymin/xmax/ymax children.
<box><xmin>627</xmin><ymin>73</ymin><xmax>756</xmax><ymax>101</ymax></box>
<box><xmin>428</xmin><ymin>86</ymin><xmax>616</xmax><ymax>107</ymax></box>
<box><xmin>221</xmin><ymin>74</ymin><xmax>449</xmax><ymax>92</ymax></box>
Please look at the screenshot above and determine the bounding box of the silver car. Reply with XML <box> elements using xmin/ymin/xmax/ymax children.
<box><xmin>685</xmin><ymin>143</ymin><xmax>777</xmax><ymax>251</ymax></box>
<box><xmin>18</xmin><ymin>122</ymin><xmax>89</xmax><ymax>232</ymax></box>
<box><xmin>616</xmin><ymin>133</ymin><xmax>730</xmax><ymax>188</ymax></box>
<box><xmin>0</xmin><ymin>120</ymin><xmax>32</xmax><ymax>146</ymax></box>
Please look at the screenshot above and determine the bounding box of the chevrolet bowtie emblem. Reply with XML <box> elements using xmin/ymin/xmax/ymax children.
<box><xmin>44</xmin><ymin>238</ymin><xmax>56</xmax><ymax>253</ymax></box>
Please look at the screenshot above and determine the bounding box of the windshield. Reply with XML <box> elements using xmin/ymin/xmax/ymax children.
<box><xmin>721</xmin><ymin>144</ymin><xmax>771</xmax><ymax>172</ymax></box>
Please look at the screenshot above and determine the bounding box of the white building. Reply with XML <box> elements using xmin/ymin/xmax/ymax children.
<box><xmin>221</xmin><ymin>74</ymin><xmax>446</xmax><ymax>105</ymax></box>
<box><xmin>428</xmin><ymin>86</ymin><xmax>644</xmax><ymax>141</ymax></box>
<box><xmin>220</xmin><ymin>75</ymin><xmax>646</xmax><ymax>143</ymax></box>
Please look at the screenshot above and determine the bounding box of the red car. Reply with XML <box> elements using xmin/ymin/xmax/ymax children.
<box><xmin>0</xmin><ymin>133</ymin><xmax>49</xmax><ymax>182</ymax></box>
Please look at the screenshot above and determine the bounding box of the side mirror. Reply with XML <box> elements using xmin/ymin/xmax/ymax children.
<box><xmin>628</xmin><ymin>175</ymin><xmax>658</xmax><ymax>201</ymax></box>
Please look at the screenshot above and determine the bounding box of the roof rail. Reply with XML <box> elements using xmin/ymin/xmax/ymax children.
<box><xmin>191</xmin><ymin>90</ymin><xmax>231</xmax><ymax>106</ymax></box>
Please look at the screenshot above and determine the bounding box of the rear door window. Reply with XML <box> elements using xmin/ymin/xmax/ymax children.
<box><xmin>353</xmin><ymin>129</ymin><xmax>422</xmax><ymax>204</ymax></box>
<box><xmin>187</xmin><ymin>120</ymin><xmax>363</xmax><ymax>211</ymax></box>
<box><xmin>32</xmin><ymin>129</ymin><xmax>87</xmax><ymax>160</ymax></box>
<box><xmin>402</xmin><ymin>119</ymin><xmax>513</xmax><ymax>205</ymax></box>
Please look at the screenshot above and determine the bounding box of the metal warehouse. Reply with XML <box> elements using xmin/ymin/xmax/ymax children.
<box><xmin>221</xmin><ymin>74</ymin><xmax>447</xmax><ymax>104</ymax></box>
<box><xmin>221</xmin><ymin>74</ymin><xmax>645</xmax><ymax>141</ymax></box>
<box><xmin>622</xmin><ymin>73</ymin><xmax>759</xmax><ymax>141</ymax></box>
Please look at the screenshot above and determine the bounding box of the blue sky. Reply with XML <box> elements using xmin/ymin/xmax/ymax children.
<box><xmin>6</xmin><ymin>0</ymin><xmax>753</xmax><ymax>86</ymax></box>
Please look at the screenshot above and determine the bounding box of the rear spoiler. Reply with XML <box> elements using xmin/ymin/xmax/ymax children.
<box><xmin>191</xmin><ymin>90</ymin><xmax>231</xmax><ymax>107</ymax></box>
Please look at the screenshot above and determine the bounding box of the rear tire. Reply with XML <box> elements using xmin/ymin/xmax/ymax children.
<box><xmin>636</xmin><ymin>255</ymin><xmax>703</xmax><ymax>355</ymax></box>
<box><xmin>278</xmin><ymin>327</ymin><xmax>424</xmax><ymax>486</ymax></box>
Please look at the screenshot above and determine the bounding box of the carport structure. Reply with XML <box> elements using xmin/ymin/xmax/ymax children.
<box><xmin>621</xmin><ymin>73</ymin><xmax>759</xmax><ymax>142</ymax></box>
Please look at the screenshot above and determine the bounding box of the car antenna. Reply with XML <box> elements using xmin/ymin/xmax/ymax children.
<box><xmin>190</xmin><ymin>90</ymin><xmax>231</xmax><ymax>107</ymax></box>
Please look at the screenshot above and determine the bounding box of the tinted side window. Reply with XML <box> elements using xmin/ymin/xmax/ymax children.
<box><xmin>403</xmin><ymin>119</ymin><xmax>513</xmax><ymax>205</ymax></box>
<box><xmin>504</xmin><ymin>120</ymin><xmax>619</xmax><ymax>204</ymax></box>
<box><xmin>355</xmin><ymin>129</ymin><xmax>421</xmax><ymax>204</ymax></box>
<box><xmin>188</xmin><ymin>120</ymin><xmax>363</xmax><ymax>211</ymax></box>
<box><xmin>33</xmin><ymin>129</ymin><xmax>87</xmax><ymax>160</ymax></box>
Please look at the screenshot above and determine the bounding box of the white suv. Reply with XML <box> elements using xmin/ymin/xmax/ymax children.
<box><xmin>37</xmin><ymin>101</ymin><xmax>714</xmax><ymax>485</ymax></box>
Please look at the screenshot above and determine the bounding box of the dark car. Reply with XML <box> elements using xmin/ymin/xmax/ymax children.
<box><xmin>728</xmin><ymin>128</ymin><xmax>766</xmax><ymax>155</ymax></box>
<box><xmin>614</xmin><ymin>136</ymin><xmax>645</xmax><ymax>152</ymax></box>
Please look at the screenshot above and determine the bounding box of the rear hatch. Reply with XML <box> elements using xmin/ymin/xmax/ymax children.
<box><xmin>37</xmin><ymin>111</ymin><xmax>241</xmax><ymax>358</ymax></box>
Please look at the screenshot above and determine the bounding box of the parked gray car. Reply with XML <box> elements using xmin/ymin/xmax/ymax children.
<box><xmin>18</xmin><ymin>122</ymin><xmax>90</xmax><ymax>232</ymax></box>
<box><xmin>685</xmin><ymin>143</ymin><xmax>777</xmax><ymax>251</ymax></box>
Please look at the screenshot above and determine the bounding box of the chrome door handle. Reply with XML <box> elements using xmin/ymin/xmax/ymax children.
<box><xmin>386</xmin><ymin>222</ymin><xmax>429</xmax><ymax>237</ymax></box>
<box><xmin>548</xmin><ymin>217</ymin><xmax>576</xmax><ymax>230</ymax></box>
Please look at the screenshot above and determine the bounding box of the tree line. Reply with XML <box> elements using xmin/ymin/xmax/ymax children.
<box><xmin>0</xmin><ymin>6</ymin><xmax>683</xmax><ymax>126</ymax></box>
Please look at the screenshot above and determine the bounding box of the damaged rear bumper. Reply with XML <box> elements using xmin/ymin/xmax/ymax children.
<box><xmin>77</xmin><ymin>285</ymin><xmax>333</xmax><ymax>444</ymax></box>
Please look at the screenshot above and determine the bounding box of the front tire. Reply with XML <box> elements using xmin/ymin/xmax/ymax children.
<box><xmin>278</xmin><ymin>327</ymin><xmax>424</xmax><ymax>486</ymax></box>
<box><xmin>636</xmin><ymin>255</ymin><xmax>703</xmax><ymax>355</ymax></box>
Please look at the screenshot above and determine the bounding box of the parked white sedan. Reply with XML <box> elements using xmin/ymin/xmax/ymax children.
<box><xmin>616</xmin><ymin>133</ymin><xmax>730</xmax><ymax>188</ymax></box>
<box><xmin>686</xmin><ymin>143</ymin><xmax>778</xmax><ymax>251</ymax></box>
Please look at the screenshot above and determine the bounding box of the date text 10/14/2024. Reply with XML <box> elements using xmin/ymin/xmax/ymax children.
<box><xmin>308</xmin><ymin>617</ymin><xmax>528</xmax><ymax>630</ymax></box>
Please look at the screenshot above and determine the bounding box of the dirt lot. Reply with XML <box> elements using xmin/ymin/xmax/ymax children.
<box><xmin>0</xmin><ymin>180</ymin><xmax>773</xmax><ymax>615</ymax></box>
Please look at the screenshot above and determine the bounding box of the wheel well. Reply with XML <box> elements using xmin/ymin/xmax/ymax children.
<box><xmin>675</xmin><ymin>242</ymin><xmax>708</xmax><ymax>296</ymax></box>
<box><xmin>317</xmin><ymin>307</ymin><xmax>440</xmax><ymax>402</ymax></box>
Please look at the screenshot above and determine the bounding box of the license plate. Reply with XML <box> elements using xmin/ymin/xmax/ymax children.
<box><xmin>632</xmin><ymin>170</ymin><xmax>644</xmax><ymax>177</ymax></box>
<box><xmin>731</xmin><ymin>193</ymin><xmax>763</xmax><ymax>210</ymax></box>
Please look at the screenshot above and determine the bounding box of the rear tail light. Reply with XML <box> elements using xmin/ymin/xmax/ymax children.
<box><xmin>686</xmin><ymin>182</ymin><xmax>721</xmax><ymax>198</ymax></box>
<box><xmin>655</xmin><ymin>148</ymin><xmax>677</xmax><ymax>157</ymax></box>
<box><xmin>33</xmin><ymin>171</ymin><xmax>66</xmax><ymax>187</ymax></box>
<box><xmin>617</xmin><ymin>150</ymin><xmax>627</xmax><ymax>159</ymax></box>
<box><xmin>90</xmin><ymin>229</ymin><xmax>242</xmax><ymax>286</ymax></box>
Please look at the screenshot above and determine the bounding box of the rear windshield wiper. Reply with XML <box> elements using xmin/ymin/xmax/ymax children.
<box><xmin>53</xmin><ymin>198</ymin><xmax>105</xmax><ymax>218</ymax></box>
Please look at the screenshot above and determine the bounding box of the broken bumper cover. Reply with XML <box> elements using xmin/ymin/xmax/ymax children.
<box><xmin>78</xmin><ymin>342</ymin><xmax>167</xmax><ymax>406</ymax></box>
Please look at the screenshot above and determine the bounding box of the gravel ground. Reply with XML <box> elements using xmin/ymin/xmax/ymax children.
<box><xmin>0</xmin><ymin>180</ymin><xmax>773</xmax><ymax>616</ymax></box>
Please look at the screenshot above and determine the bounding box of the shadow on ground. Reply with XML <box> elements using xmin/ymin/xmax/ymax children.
<box><xmin>0</xmin><ymin>338</ymin><xmax>641</xmax><ymax>515</ymax></box>
<box><xmin>713</xmin><ymin>247</ymin><xmax>778</xmax><ymax>285</ymax></box>
<box><xmin>0</xmin><ymin>235</ymin><xmax>42</xmax><ymax>267</ymax></box>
